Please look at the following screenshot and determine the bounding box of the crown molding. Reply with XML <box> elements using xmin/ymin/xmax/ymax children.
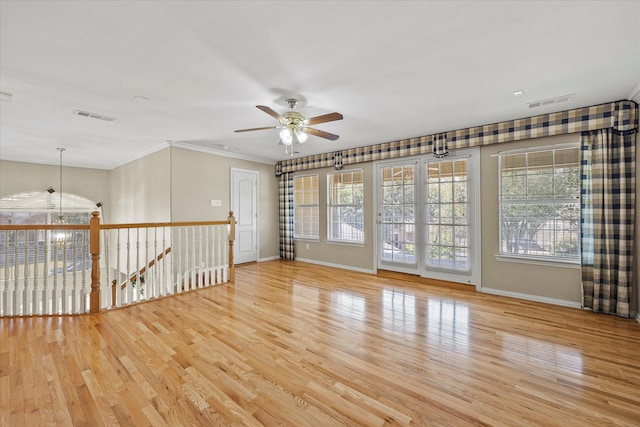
<box><xmin>169</xmin><ymin>141</ymin><xmax>275</xmax><ymax>165</ymax></box>
<box><xmin>110</xmin><ymin>141</ymin><xmax>171</xmax><ymax>170</ymax></box>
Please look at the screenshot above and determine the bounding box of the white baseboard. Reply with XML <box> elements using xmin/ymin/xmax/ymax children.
<box><xmin>480</xmin><ymin>287</ymin><xmax>582</xmax><ymax>309</ymax></box>
<box><xmin>294</xmin><ymin>257</ymin><xmax>375</xmax><ymax>274</ymax></box>
<box><xmin>258</xmin><ymin>256</ymin><xmax>280</xmax><ymax>262</ymax></box>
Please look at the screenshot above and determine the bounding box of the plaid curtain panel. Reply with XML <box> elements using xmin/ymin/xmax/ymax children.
<box><xmin>278</xmin><ymin>172</ymin><xmax>295</xmax><ymax>260</ymax></box>
<box><xmin>433</xmin><ymin>133</ymin><xmax>449</xmax><ymax>158</ymax></box>
<box><xmin>333</xmin><ymin>151</ymin><xmax>343</xmax><ymax>170</ymax></box>
<box><xmin>580</xmin><ymin>129</ymin><xmax>636</xmax><ymax>317</ymax></box>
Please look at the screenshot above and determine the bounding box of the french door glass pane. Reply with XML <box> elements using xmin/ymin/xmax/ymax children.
<box><xmin>424</xmin><ymin>159</ymin><xmax>469</xmax><ymax>272</ymax></box>
<box><xmin>380</xmin><ymin>164</ymin><xmax>416</xmax><ymax>265</ymax></box>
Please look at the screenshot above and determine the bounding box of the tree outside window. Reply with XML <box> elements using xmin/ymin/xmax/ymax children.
<box><xmin>499</xmin><ymin>146</ymin><xmax>580</xmax><ymax>260</ymax></box>
<box><xmin>327</xmin><ymin>170</ymin><xmax>364</xmax><ymax>243</ymax></box>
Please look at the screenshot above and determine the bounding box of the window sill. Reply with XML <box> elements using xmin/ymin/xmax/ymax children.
<box><xmin>294</xmin><ymin>237</ymin><xmax>320</xmax><ymax>242</ymax></box>
<box><xmin>326</xmin><ymin>240</ymin><xmax>366</xmax><ymax>247</ymax></box>
<box><xmin>495</xmin><ymin>254</ymin><xmax>580</xmax><ymax>269</ymax></box>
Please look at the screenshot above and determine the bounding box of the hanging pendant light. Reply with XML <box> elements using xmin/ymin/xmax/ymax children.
<box><xmin>53</xmin><ymin>147</ymin><xmax>68</xmax><ymax>245</ymax></box>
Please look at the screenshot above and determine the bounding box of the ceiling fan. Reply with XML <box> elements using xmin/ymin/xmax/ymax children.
<box><xmin>234</xmin><ymin>99</ymin><xmax>343</xmax><ymax>154</ymax></box>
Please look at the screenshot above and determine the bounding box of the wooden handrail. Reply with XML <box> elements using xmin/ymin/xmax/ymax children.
<box><xmin>0</xmin><ymin>224</ymin><xmax>89</xmax><ymax>231</ymax></box>
<box><xmin>111</xmin><ymin>247</ymin><xmax>172</xmax><ymax>307</ymax></box>
<box><xmin>100</xmin><ymin>220</ymin><xmax>230</xmax><ymax>230</ymax></box>
<box><xmin>128</xmin><ymin>247</ymin><xmax>172</xmax><ymax>285</ymax></box>
<box><xmin>117</xmin><ymin>247</ymin><xmax>172</xmax><ymax>291</ymax></box>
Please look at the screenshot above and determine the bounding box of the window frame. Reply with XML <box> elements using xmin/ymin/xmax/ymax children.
<box><xmin>327</xmin><ymin>168</ymin><xmax>365</xmax><ymax>244</ymax></box>
<box><xmin>497</xmin><ymin>143</ymin><xmax>581</xmax><ymax>264</ymax></box>
<box><xmin>293</xmin><ymin>174</ymin><xmax>320</xmax><ymax>240</ymax></box>
<box><xmin>424</xmin><ymin>156</ymin><xmax>471</xmax><ymax>273</ymax></box>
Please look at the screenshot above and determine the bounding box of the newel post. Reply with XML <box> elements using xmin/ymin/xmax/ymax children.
<box><xmin>89</xmin><ymin>211</ymin><xmax>101</xmax><ymax>313</ymax></box>
<box><xmin>228</xmin><ymin>211</ymin><xmax>235</xmax><ymax>283</ymax></box>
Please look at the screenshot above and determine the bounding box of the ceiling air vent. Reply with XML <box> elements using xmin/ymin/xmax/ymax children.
<box><xmin>528</xmin><ymin>94</ymin><xmax>574</xmax><ymax>109</ymax></box>
<box><xmin>73</xmin><ymin>110</ymin><xmax>116</xmax><ymax>122</ymax></box>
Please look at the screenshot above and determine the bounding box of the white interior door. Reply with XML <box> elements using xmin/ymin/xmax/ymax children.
<box><xmin>231</xmin><ymin>168</ymin><xmax>258</xmax><ymax>264</ymax></box>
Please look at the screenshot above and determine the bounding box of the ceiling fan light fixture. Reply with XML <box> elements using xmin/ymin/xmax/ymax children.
<box><xmin>295</xmin><ymin>130</ymin><xmax>308</xmax><ymax>143</ymax></box>
<box><xmin>279</xmin><ymin>128</ymin><xmax>293</xmax><ymax>145</ymax></box>
<box><xmin>234</xmin><ymin>98</ymin><xmax>343</xmax><ymax>157</ymax></box>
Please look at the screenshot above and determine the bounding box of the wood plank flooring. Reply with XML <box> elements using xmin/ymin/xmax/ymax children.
<box><xmin>2</xmin><ymin>260</ymin><xmax>640</xmax><ymax>426</ymax></box>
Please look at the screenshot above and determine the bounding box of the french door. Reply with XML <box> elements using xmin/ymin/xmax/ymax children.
<box><xmin>376</xmin><ymin>149</ymin><xmax>480</xmax><ymax>287</ymax></box>
<box><xmin>377</xmin><ymin>161</ymin><xmax>419</xmax><ymax>272</ymax></box>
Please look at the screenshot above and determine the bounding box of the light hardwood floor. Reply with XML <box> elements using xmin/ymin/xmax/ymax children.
<box><xmin>2</xmin><ymin>260</ymin><xmax>640</xmax><ymax>426</ymax></box>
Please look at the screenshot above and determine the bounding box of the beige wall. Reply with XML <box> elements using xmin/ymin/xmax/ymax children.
<box><xmin>294</xmin><ymin>138</ymin><xmax>586</xmax><ymax>302</ymax></box>
<box><xmin>2</xmin><ymin>147</ymin><xmax>280</xmax><ymax>262</ymax></box>
<box><xmin>109</xmin><ymin>148</ymin><xmax>172</xmax><ymax>224</ymax></box>
<box><xmin>169</xmin><ymin>147</ymin><xmax>279</xmax><ymax>260</ymax></box>
<box><xmin>293</xmin><ymin>163</ymin><xmax>375</xmax><ymax>272</ymax></box>
<box><xmin>480</xmin><ymin>134</ymin><xmax>583</xmax><ymax>303</ymax></box>
<box><xmin>0</xmin><ymin>159</ymin><xmax>110</xmax><ymax>220</ymax></box>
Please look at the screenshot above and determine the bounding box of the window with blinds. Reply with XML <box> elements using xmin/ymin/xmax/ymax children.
<box><xmin>327</xmin><ymin>169</ymin><xmax>364</xmax><ymax>243</ymax></box>
<box><xmin>499</xmin><ymin>144</ymin><xmax>580</xmax><ymax>261</ymax></box>
<box><xmin>293</xmin><ymin>175</ymin><xmax>319</xmax><ymax>239</ymax></box>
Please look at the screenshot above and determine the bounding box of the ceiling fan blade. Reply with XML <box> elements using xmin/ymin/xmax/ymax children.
<box><xmin>256</xmin><ymin>105</ymin><xmax>283</xmax><ymax>121</ymax></box>
<box><xmin>234</xmin><ymin>126</ymin><xmax>278</xmax><ymax>133</ymax></box>
<box><xmin>305</xmin><ymin>112</ymin><xmax>344</xmax><ymax>125</ymax></box>
<box><xmin>305</xmin><ymin>127</ymin><xmax>340</xmax><ymax>141</ymax></box>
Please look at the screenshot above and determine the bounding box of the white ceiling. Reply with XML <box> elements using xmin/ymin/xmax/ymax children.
<box><xmin>1</xmin><ymin>1</ymin><xmax>639</xmax><ymax>170</ymax></box>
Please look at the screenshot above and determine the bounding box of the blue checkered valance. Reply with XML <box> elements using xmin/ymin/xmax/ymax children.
<box><xmin>275</xmin><ymin>99</ymin><xmax>638</xmax><ymax>176</ymax></box>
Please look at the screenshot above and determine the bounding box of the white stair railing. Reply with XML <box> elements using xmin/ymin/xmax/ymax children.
<box><xmin>0</xmin><ymin>212</ymin><xmax>236</xmax><ymax>316</ymax></box>
<box><xmin>101</xmin><ymin>218</ymin><xmax>233</xmax><ymax>310</ymax></box>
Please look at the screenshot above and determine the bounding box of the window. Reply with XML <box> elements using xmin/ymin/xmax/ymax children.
<box><xmin>499</xmin><ymin>145</ymin><xmax>580</xmax><ymax>261</ymax></box>
<box><xmin>327</xmin><ymin>169</ymin><xmax>364</xmax><ymax>243</ymax></box>
<box><xmin>293</xmin><ymin>175</ymin><xmax>319</xmax><ymax>239</ymax></box>
<box><xmin>0</xmin><ymin>191</ymin><xmax>98</xmax><ymax>273</ymax></box>
<box><xmin>425</xmin><ymin>158</ymin><xmax>470</xmax><ymax>271</ymax></box>
<box><xmin>380</xmin><ymin>163</ymin><xmax>416</xmax><ymax>264</ymax></box>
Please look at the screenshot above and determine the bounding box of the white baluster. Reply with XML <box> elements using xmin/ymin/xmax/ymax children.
<box><xmin>103</xmin><ymin>229</ymin><xmax>110</xmax><ymax>309</ymax></box>
<box><xmin>70</xmin><ymin>231</ymin><xmax>77</xmax><ymax>314</ymax></box>
<box><xmin>81</xmin><ymin>229</ymin><xmax>89</xmax><ymax>313</ymax></box>
<box><xmin>116</xmin><ymin>229</ymin><xmax>122</xmax><ymax>307</ymax></box>
<box><xmin>162</xmin><ymin>227</ymin><xmax>168</xmax><ymax>296</ymax></box>
<box><xmin>174</xmin><ymin>227</ymin><xmax>181</xmax><ymax>294</ymax></box>
<box><xmin>127</xmin><ymin>228</ymin><xmax>133</xmax><ymax>305</ymax></box>
<box><xmin>23</xmin><ymin>230</ymin><xmax>32</xmax><ymax>315</ymax></box>
<box><xmin>136</xmin><ymin>228</ymin><xmax>141</xmax><ymax>302</ymax></box>
<box><xmin>195</xmin><ymin>226</ymin><xmax>201</xmax><ymax>288</ymax></box>
<box><xmin>33</xmin><ymin>229</ymin><xmax>41</xmax><ymax>315</ymax></box>
<box><xmin>43</xmin><ymin>230</ymin><xmax>50</xmax><ymax>314</ymax></box>
<box><xmin>1</xmin><ymin>230</ymin><xmax>6</xmax><ymax>316</ymax></box>
<box><xmin>8</xmin><ymin>239</ymin><xmax>16</xmax><ymax>314</ymax></box>
<box><xmin>61</xmin><ymin>233</ymin><xmax>69</xmax><ymax>314</ymax></box>
<box><xmin>151</xmin><ymin>227</ymin><xmax>157</xmax><ymax>299</ymax></box>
